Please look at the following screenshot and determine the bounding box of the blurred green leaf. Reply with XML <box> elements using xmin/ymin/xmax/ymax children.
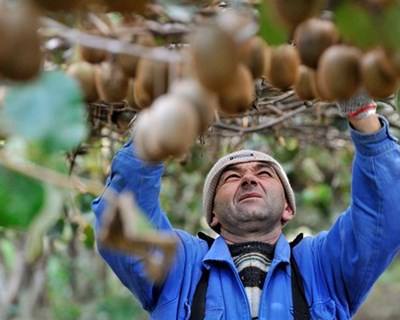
<box><xmin>335</xmin><ymin>3</ymin><xmax>380</xmax><ymax>49</ymax></box>
<box><xmin>2</xmin><ymin>71</ymin><xmax>87</xmax><ymax>153</ymax></box>
<box><xmin>381</xmin><ymin>6</ymin><xmax>400</xmax><ymax>50</ymax></box>
<box><xmin>0</xmin><ymin>166</ymin><xmax>45</xmax><ymax>228</ymax></box>
<box><xmin>258</xmin><ymin>1</ymin><xmax>289</xmax><ymax>45</ymax></box>
<box><xmin>83</xmin><ymin>224</ymin><xmax>95</xmax><ymax>249</ymax></box>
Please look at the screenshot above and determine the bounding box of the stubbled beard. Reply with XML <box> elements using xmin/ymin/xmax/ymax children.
<box><xmin>213</xmin><ymin>198</ymin><xmax>285</xmax><ymax>235</ymax></box>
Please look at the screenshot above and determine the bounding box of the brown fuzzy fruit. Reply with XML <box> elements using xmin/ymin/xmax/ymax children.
<box><xmin>268</xmin><ymin>44</ymin><xmax>300</xmax><ymax>90</ymax></box>
<box><xmin>386</xmin><ymin>49</ymin><xmax>400</xmax><ymax>77</ymax></box>
<box><xmin>294</xmin><ymin>65</ymin><xmax>318</xmax><ymax>100</ymax></box>
<box><xmin>317</xmin><ymin>45</ymin><xmax>362</xmax><ymax>101</ymax></box>
<box><xmin>189</xmin><ymin>25</ymin><xmax>239</xmax><ymax>93</ymax></box>
<box><xmin>133</xmin><ymin>95</ymin><xmax>199</xmax><ymax>161</ymax></box>
<box><xmin>361</xmin><ymin>48</ymin><xmax>398</xmax><ymax>99</ymax></box>
<box><xmin>133</xmin><ymin>110</ymin><xmax>164</xmax><ymax>162</ymax></box>
<box><xmin>79</xmin><ymin>30</ymin><xmax>108</xmax><ymax>64</ymax></box>
<box><xmin>135</xmin><ymin>58</ymin><xmax>170</xmax><ymax>105</ymax></box>
<box><xmin>0</xmin><ymin>3</ymin><xmax>42</xmax><ymax>81</ymax></box>
<box><xmin>33</xmin><ymin>0</ymin><xmax>82</xmax><ymax>11</ymax></box>
<box><xmin>67</xmin><ymin>61</ymin><xmax>98</xmax><ymax>102</ymax></box>
<box><xmin>272</xmin><ymin>0</ymin><xmax>325</xmax><ymax>27</ymax></box>
<box><xmin>218</xmin><ymin>64</ymin><xmax>254</xmax><ymax>115</ymax></box>
<box><xmin>294</xmin><ymin>18</ymin><xmax>339</xmax><ymax>69</ymax></box>
<box><xmin>116</xmin><ymin>32</ymin><xmax>156</xmax><ymax>77</ymax></box>
<box><xmin>133</xmin><ymin>78</ymin><xmax>153</xmax><ymax>109</ymax></box>
<box><xmin>240</xmin><ymin>36</ymin><xmax>270</xmax><ymax>79</ymax></box>
<box><xmin>103</xmin><ymin>0</ymin><xmax>148</xmax><ymax>13</ymax></box>
<box><xmin>171</xmin><ymin>79</ymin><xmax>217</xmax><ymax>133</ymax></box>
<box><xmin>95</xmin><ymin>63</ymin><xmax>129</xmax><ymax>102</ymax></box>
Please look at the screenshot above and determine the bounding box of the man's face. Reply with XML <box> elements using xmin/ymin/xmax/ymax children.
<box><xmin>211</xmin><ymin>161</ymin><xmax>292</xmax><ymax>236</ymax></box>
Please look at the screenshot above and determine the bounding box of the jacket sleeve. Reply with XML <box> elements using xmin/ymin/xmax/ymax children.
<box><xmin>92</xmin><ymin>140</ymin><xmax>173</xmax><ymax>311</ymax></box>
<box><xmin>311</xmin><ymin>116</ymin><xmax>400</xmax><ymax>315</ymax></box>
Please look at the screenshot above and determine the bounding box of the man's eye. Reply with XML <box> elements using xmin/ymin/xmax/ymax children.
<box><xmin>259</xmin><ymin>170</ymin><xmax>272</xmax><ymax>177</ymax></box>
<box><xmin>225</xmin><ymin>174</ymin><xmax>240</xmax><ymax>181</ymax></box>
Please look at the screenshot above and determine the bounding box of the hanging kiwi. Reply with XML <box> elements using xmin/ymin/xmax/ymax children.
<box><xmin>133</xmin><ymin>94</ymin><xmax>199</xmax><ymax>162</ymax></box>
<box><xmin>294</xmin><ymin>65</ymin><xmax>318</xmax><ymax>100</ymax></box>
<box><xmin>189</xmin><ymin>24</ymin><xmax>239</xmax><ymax>93</ymax></box>
<box><xmin>268</xmin><ymin>44</ymin><xmax>300</xmax><ymax>91</ymax></box>
<box><xmin>294</xmin><ymin>18</ymin><xmax>339</xmax><ymax>69</ymax></box>
<box><xmin>218</xmin><ymin>64</ymin><xmax>255</xmax><ymax>115</ymax></box>
<box><xmin>95</xmin><ymin>62</ymin><xmax>129</xmax><ymax>102</ymax></box>
<box><xmin>240</xmin><ymin>36</ymin><xmax>271</xmax><ymax>79</ymax></box>
<box><xmin>133</xmin><ymin>110</ymin><xmax>164</xmax><ymax>162</ymax></box>
<box><xmin>116</xmin><ymin>31</ymin><xmax>156</xmax><ymax>78</ymax></box>
<box><xmin>79</xmin><ymin>29</ymin><xmax>108</xmax><ymax>64</ymax></box>
<box><xmin>67</xmin><ymin>61</ymin><xmax>98</xmax><ymax>102</ymax></box>
<box><xmin>317</xmin><ymin>45</ymin><xmax>362</xmax><ymax>101</ymax></box>
<box><xmin>171</xmin><ymin>79</ymin><xmax>218</xmax><ymax>133</ymax></box>
<box><xmin>102</xmin><ymin>0</ymin><xmax>148</xmax><ymax>13</ymax></box>
<box><xmin>134</xmin><ymin>58</ymin><xmax>170</xmax><ymax>107</ymax></box>
<box><xmin>271</xmin><ymin>0</ymin><xmax>325</xmax><ymax>28</ymax></box>
<box><xmin>0</xmin><ymin>2</ymin><xmax>42</xmax><ymax>81</ymax></box>
<box><xmin>33</xmin><ymin>0</ymin><xmax>82</xmax><ymax>11</ymax></box>
<box><xmin>361</xmin><ymin>48</ymin><xmax>398</xmax><ymax>99</ymax></box>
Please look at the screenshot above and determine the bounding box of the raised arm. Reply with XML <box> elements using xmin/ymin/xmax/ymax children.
<box><xmin>308</xmin><ymin>112</ymin><xmax>400</xmax><ymax>315</ymax></box>
<box><xmin>92</xmin><ymin>140</ymin><xmax>173</xmax><ymax>310</ymax></box>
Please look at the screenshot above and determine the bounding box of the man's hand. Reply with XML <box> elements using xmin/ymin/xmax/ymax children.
<box><xmin>348</xmin><ymin>114</ymin><xmax>381</xmax><ymax>134</ymax></box>
<box><xmin>337</xmin><ymin>89</ymin><xmax>382</xmax><ymax>134</ymax></box>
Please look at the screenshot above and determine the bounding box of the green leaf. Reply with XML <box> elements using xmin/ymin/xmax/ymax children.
<box><xmin>381</xmin><ymin>6</ymin><xmax>400</xmax><ymax>50</ymax></box>
<box><xmin>258</xmin><ymin>1</ymin><xmax>289</xmax><ymax>45</ymax></box>
<box><xmin>0</xmin><ymin>166</ymin><xmax>45</xmax><ymax>228</ymax></box>
<box><xmin>2</xmin><ymin>71</ymin><xmax>87</xmax><ymax>153</ymax></box>
<box><xmin>335</xmin><ymin>3</ymin><xmax>380</xmax><ymax>49</ymax></box>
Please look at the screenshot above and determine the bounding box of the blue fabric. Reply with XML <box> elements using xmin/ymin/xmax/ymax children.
<box><xmin>92</xmin><ymin>116</ymin><xmax>400</xmax><ymax>319</ymax></box>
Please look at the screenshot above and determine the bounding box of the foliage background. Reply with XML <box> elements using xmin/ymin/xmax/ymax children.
<box><xmin>1</xmin><ymin>0</ymin><xmax>400</xmax><ymax>319</ymax></box>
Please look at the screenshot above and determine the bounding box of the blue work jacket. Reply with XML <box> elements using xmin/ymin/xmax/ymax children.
<box><xmin>92</xmin><ymin>116</ymin><xmax>400</xmax><ymax>319</ymax></box>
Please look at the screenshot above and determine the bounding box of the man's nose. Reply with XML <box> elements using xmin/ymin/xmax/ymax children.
<box><xmin>240</xmin><ymin>174</ymin><xmax>258</xmax><ymax>188</ymax></box>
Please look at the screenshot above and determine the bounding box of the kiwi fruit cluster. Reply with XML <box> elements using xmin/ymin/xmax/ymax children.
<box><xmin>133</xmin><ymin>79</ymin><xmax>217</xmax><ymax>162</ymax></box>
<box><xmin>0</xmin><ymin>2</ymin><xmax>42</xmax><ymax>81</ymax></box>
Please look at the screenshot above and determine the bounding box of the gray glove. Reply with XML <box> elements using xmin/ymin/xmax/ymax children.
<box><xmin>337</xmin><ymin>89</ymin><xmax>377</xmax><ymax>120</ymax></box>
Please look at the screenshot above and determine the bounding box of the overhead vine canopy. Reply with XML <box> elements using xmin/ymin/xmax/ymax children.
<box><xmin>1</xmin><ymin>0</ymin><xmax>400</xmax><ymax>227</ymax></box>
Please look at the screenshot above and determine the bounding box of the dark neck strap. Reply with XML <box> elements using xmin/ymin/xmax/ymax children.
<box><xmin>189</xmin><ymin>233</ymin><xmax>310</xmax><ymax>320</ymax></box>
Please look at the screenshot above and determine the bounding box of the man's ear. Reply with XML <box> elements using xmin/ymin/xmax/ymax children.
<box><xmin>210</xmin><ymin>212</ymin><xmax>219</xmax><ymax>227</ymax></box>
<box><xmin>281</xmin><ymin>202</ymin><xmax>294</xmax><ymax>225</ymax></box>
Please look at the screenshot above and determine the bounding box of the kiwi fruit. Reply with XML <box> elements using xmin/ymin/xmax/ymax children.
<box><xmin>361</xmin><ymin>48</ymin><xmax>398</xmax><ymax>99</ymax></box>
<box><xmin>133</xmin><ymin>78</ymin><xmax>152</xmax><ymax>109</ymax></box>
<box><xmin>33</xmin><ymin>0</ymin><xmax>82</xmax><ymax>11</ymax></box>
<box><xmin>95</xmin><ymin>63</ymin><xmax>129</xmax><ymax>102</ymax></box>
<box><xmin>150</xmin><ymin>94</ymin><xmax>199</xmax><ymax>156</ymax></box>
<box><xmin>218</xmin><ymin>64</ymin><xmax>254</xmax><ymax>115</ymax></box>
<box><xmin>102</xmin><ymin>0</ymin><xmax>148</xmax><ymax>13</ymax></box>
<box><xmin>135</xmin><ymin>58</ymin><xmax>169</xmax><ymax>104</ymax></box>
<box><xmin>317</xmin><ymin>45</ymin><xmax>362</xmax><ymax>101</ymax></box>
<box><xmin>133</xmin><ymin>110</ymin><xmax>164</xmax><ymax>162</ymax></box>
<box><xmin>133</xmin><ymin>94</ymin><xmax>199</xmax><ymax>161</ymax></box>
<box><xmin>116</xmin><ymin>31</ymin><xmax>156</xmax><ymax>77</ymax></box>
<box><xmin>67</xmin><ymin>61</ymin><xmax>98</xmax><ymax>102</ymax></box>
<box><xmin>240</xmin><ymin>36</ymin><xmax>270</xmax><ymax>79</ymax></box>
<box><xmin>272</xmin><ymin>0</ymin><xmax>325</xmax><ymax>28</ymax></box>
<box><xmin>294</xmin><ymin>65</ymin><xmax>318</xmax><ymax>100</ymax></box>
<box><xmin>79</xmin><ymin>29</ymin><xmax>108</xmax><ymax>64</ymax></box>
<box><xmin>189</xmin><ymin>24</ymin><xmax>239</xmax><ymax>93</ymax></box>
<box><xmin>0</xmin><ymin>3</ymin><xmax>42</xmax><ymax>81</ymax></box>
<box><xmin>386</xmin><ymin>49</ymin><xmax>400</xmax><ymax>77</ymax></box>
<box><xmin>294</xmin><ymin>18</ymin><xmax>339</xmax><ymax>69</ymax></box>
<box><xmin>171</xmin><ymin>79</ymin><xmax>217</xmax><ymax>133</ymax></box>
<box><xmin>268</xmin><ymin>44</ymin><xmax>300</xmax><ymax>90</ymax></box>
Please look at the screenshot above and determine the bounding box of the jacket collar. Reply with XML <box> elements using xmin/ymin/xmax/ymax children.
<box><xmin>202</xmin><ymin>233</ymin><xmax>291</xmax><ymax>269</ymax></box>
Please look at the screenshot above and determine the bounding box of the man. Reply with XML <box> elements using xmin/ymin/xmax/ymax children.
<box><xmin>92</xmin><ymin>94</ymin><xmax>400</xmax><ymax>319</ymax></box>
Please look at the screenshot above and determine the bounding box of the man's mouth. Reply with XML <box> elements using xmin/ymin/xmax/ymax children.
<box><xmin>238</xmin><ymin>192</ymin><xmax>263</xmax><ymax>202</ymax></box>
